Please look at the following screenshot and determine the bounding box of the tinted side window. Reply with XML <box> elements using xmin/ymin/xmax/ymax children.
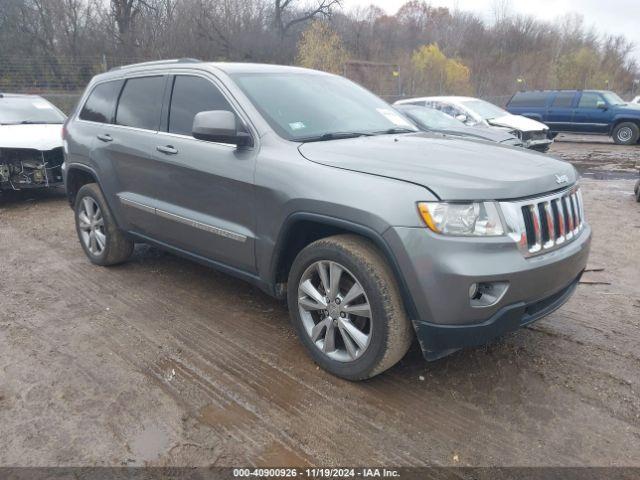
<box><xmin>79</xmin><ymin>81</ymin><xmax>122</xmax><ymax>123</ymax></box>
<box><xmin>578</xmin><ymin>92</ymin><xmax>601</xmax><ymax>109</ymax></box>
<box><xmin>115</xmin><ymin>76</ymin><xmax>165</xmax><ymax>130</ymax></box>
<box><xmin>168</xmin><ymin>76</ymin><xmax>233</xmax><ymax>136</ymax></box>
<box><xmin>552</xmin><ymin>92</ymin><xmax>576</xmax><ymax>108</ymax></box>
<box><xmin>508</xmin><ymin>92</ymin><xmax>549</xmax><ymax>107</ymax></box>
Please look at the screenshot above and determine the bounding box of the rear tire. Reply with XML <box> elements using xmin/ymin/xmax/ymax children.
<box><xmin>612</xmin><ymin>122</ymin><xmax>639</xmax><ymax>145</ymax></box>
<box><xmin>74</xmin><ymin>183</ymin><xmax>134</xmax><ymax>266</ymax></box>
<box><xmin>287</xmin><ymin>234</ymin><xmax>413</xmax><ymax>381</ymax></box>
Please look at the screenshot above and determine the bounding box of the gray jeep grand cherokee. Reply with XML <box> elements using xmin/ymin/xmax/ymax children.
<box><xmin>63</xmin><ymin>60</ymin><xmax>591</xmax><ymax>380</ymax></box>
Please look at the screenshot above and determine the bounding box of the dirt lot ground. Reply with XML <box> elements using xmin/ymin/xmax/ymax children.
<box><xmin>0</xmin><ymin>135</ymin><xmax>639</xmax><ymax>468</ymax></box>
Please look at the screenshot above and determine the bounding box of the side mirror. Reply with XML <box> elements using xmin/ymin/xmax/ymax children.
<box><xmin>596</xmin><ymin>100</ymin><xmax>607</xmax><ymax>110</ymax></box>
<box><xmin>455</xmin><ymin>114</ymin><xmax>468</xmax><ymax>123</ymax></box>
<box><xmin>192</xmin><ymin>110</ymin><xmax>252</xmax><ymax>146</ymax></box>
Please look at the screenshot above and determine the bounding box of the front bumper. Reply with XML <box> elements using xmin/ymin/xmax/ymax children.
<box><xmin>415</xmin><ymin>272</ymin><xmax>582</xmax><ymax>359</ymax></box>
<box><xmin>524</xmin><ymin>138</ymin><xmax>553</xmax><ymax>150</ymax></box>
<box><xmin>384</xmin><ymin>224</ymin><xmax>591</xmax><ymax>359</ymax></box>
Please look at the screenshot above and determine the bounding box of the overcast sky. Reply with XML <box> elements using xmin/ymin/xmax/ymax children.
<box><xmin>344</xmin><ymin>0</ymin><xmax>640</xmax><ymax>64</ymax></box>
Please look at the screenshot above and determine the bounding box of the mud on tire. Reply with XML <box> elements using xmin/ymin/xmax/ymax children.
<box><xmin>287</xmin><ymin>234</ymin><xmax>414</xmax><ymax>381</ymax></box>
<box><xmin>74</xmin><ymin>183</ymin><xmax>134</xmax><ymax>266</ymax></box>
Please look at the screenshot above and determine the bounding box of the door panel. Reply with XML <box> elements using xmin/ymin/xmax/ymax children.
<box><xmin>131</xmin><ymin>73</ymin><xmax>258</xmax><ymax>273</ymax></box>
<box><xmin>108</xmin><ymin>126</ymin><xmax>162</xmax><ymax>234</ymax></box>
<box><xmin>545</xmin><ymin>91</ymin><xmax>576</xmax><ymax>131</ymax></box>
<box><xmin>572</xmin><ymin>92</ymin><xmax>611</xmax><ymax>133</ymax></box>
<box><xmin>147</xmin><ymin>135</ymin><xmax>257</xmax><ymax>273</ymax></box>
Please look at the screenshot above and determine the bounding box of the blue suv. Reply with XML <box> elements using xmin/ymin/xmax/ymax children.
<box><xmin>506</xmin><ymin>90</ymin><xmax>640</xmax><ymax>145</ymax></box>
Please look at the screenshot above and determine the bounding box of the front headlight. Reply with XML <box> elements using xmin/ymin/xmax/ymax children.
<box><xmin>417</xmin><ymin>201</ymin><xmax>505</xmax><ymax>236</ymax></box>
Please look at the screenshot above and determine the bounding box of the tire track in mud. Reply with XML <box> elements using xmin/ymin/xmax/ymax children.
<box><xmin>3</xmin><ymin>219</ymin><xmax>549</xmax><ymax>465</ymax></box>
<box><xmin>2</xmin><ymin>183</ymin><xmax>640</xmax><ymax>466</ymax></box>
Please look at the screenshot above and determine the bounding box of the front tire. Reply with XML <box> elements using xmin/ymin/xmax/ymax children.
<box><xmin>287</xmin><ymin>234</ymin><xmax>413</xmax><ymax>380</ymax></box>
<box><xmin>74</xmin><ymin>183</ymin><xmax>134</xmax><ymax>266</ymax></box>
<box><xmin>612</xmin><ymin>122</ymin><xmax>640</xmax><ymax>145</ymax></box>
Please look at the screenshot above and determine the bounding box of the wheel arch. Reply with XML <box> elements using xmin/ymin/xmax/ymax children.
<box><xmin>65</xmin><ymin>163</ymin><xmax>100</xmax><ymax>208</ymax></box>
<box><xmin>609</xmin><ymin>117</ymin><xmax>640</xmax><ymax>135</ymax></box>
<box><xmin>269</xmin><ymin>212</ymin><xmax>420</xmax><ymax>320</ymax></box>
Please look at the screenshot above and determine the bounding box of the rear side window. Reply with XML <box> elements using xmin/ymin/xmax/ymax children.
<box><xmin>115</xmin><ymin>76</ymin><xmax>165</xmax><ymax>130</ymax></box>
<box><xmin>168</xmin><ymin>76</ymin><xmax>233</xmax><ymax>136</ymax></box>
<box><xmin>79</xmin><ymin>81</ymin><xmax>122</xmax><ymax>123</ymax></box>
<box><xmin>551</xmin><ymin>92</ymin><xmax>576</xmax><ymax>108</ymax></box>
<box><xmin>578</xmin><ymin>92</ymin><xmax>602</xmax><ymax>109</ymax></box>
<box><xmin>508</xmin><ymin>92</ymin><xmax>549</xmax><ymax>108</ymax></box>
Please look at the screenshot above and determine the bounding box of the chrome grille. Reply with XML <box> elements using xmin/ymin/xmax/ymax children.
<box><xmin>500</xmin><ymin>186</ymin><xmax>586</xmax><ymax>257</ymax></box>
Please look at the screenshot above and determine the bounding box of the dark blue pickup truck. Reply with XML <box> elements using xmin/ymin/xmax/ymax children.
<box><xmin>507</xmin><ymin>90</ymin><xmax>640</xmax><ymax>145</ymax></box>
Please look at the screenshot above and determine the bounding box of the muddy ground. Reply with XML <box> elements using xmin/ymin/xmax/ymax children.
<box><xmin>0</xmin><ymin>135</ymin><xmax>639</xmax><ymax>467</ymax></box>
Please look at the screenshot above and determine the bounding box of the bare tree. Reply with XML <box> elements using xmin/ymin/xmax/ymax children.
<box><xmin>272</xmin><ymin>0</ymin><xmax>341</xmax><ymax>38</ymax></box>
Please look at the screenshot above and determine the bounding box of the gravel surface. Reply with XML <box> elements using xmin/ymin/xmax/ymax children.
<box><xmin>0</xmin><ymin>136</ymin><xmax>639</xmax><ymax>467</ymax></box>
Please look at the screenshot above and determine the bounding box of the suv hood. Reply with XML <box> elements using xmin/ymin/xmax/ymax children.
<box><xmin>617</xmin><ymin>103</ymin><xmax>640</xmax><ymax>114</ymax></box>
<box><xmin>298</xmin><ymin>133</ymin><xmax>576</xmax><ymax>200</ymax></box>
<box><xmin>487</xmin><ymin>114</ymin><xmax>548</xmax><ymax>132</ymax></box>
<box><xmin>0</xmin><ymin>124</ymin><xmax>64</xmax><ymax>151</ymax></box>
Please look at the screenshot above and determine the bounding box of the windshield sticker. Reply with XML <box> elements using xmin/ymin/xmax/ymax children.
<box><xmin>33</xmin><ymin>101</ymin><xmax>53</xmax><ymax>110</ymax></box>
<box><xmin>288</xmin><ymin>121</ymin><xmax>306</xmax><ymax>131</ymax></box>
<box><xmin>376</xmin><ymin>108</ymin><xmax>413</xmax><ymax>127</ymax></box>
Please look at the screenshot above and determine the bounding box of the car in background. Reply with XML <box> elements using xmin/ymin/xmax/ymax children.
<box><xmin>0</xmin><ymin>93</ymin><xmax>66</xmax><ymax>191</ymax></box>
<box><xmin>632</xmin><ymin>96</ymin><xmax>639</xmax><ymax>104</ymax></box>
<box><xmin>395</xmin><ymin>96</ymin><xmax>553</xmax><ymax>152</ymax></box>
<box><xmin>395</xmin><ymin>104</ymin><xmax>523</xmax><ymax>147</ymax></box>
<box><xmin>506</xmin><ymin>90</ymin><xmax>640</xmax><ymax>145</ymax></box>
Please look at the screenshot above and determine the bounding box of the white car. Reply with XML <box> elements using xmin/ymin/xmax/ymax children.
<box><xmin>632</xmin><ymin>96</ymin><xmax>640</xmax><ymax>104</ymax></box>
<box><xmin>395</xmin><ymin>96</ymin><xmax>553</xmax><ymax>152</ymax></box>
<box><xmin>0</xmin><ymin>93</ymin><xmax>66</xmax><ymax>191</ymax></box>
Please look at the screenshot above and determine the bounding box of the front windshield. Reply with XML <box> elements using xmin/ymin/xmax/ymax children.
<box><xmin>601</xmin><ymin>91</ymin><xmax>625</xmax><ymax>105</ymax></box>
<box><xmin>459</xmin><ymin>99</ymin><xmax>507</xmax><ymax>121</ymax></box>
<box><xmin>0</xmin><ymin>97</ymin><xmax>66</xmax><ymax>125</ymax></box>
<box><xmin>402</xmin><ymin>107</ymin><xmax>463</xmax><ymax>130</ymax></box>
<box><xmin>231</xmin><ymin>72</ymin><xmax>417</xmax><ymax>141</ymax></box>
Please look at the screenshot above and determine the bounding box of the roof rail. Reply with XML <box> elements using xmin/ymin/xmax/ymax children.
<box><xmin>109</xmin><ymin>58</ymin><xmax>202</xmax><ymax>72</ymax></box>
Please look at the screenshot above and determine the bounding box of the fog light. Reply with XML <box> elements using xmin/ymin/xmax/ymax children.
<box><xmin>470</xmin><ymin>281</ymin><xmax>509</xmax><ymax>308</ymax></box>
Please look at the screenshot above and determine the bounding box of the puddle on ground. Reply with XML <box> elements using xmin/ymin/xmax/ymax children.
<box><xmin>129</xmin><ymin>424</ymin><xmax>172</xmax><ymax>465</ymax></box>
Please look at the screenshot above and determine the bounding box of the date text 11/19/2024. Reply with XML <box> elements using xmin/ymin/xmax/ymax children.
<box><xmin>232</xmin><ymin>468</ymin><xmax>401</xmax><ymax>478</ymax></box>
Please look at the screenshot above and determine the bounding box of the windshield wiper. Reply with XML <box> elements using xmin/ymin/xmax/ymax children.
<box><xmin>374</xmin><ymin>127</ymin><xmax>417</xmax><ymax>135</ymax></box>
<box><xmin>298</xmin><ymin>131</ymin><xmax>375</xmax><ymax>143</ymax></box>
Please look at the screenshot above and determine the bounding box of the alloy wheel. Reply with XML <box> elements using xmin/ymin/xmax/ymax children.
<box><xmin>78</xmin><ymin>197</ymin><xmax>106</xmax><ymax>256</ymax></box>
<box><xmin>297</xmin><ymin>260</ymin><xmax>372</xmax><ymax>362</ymax></box>
<box><xmin>617</xmin><ymin>127</ymin><xmax>633</xmax><ymax>143</ymax></box>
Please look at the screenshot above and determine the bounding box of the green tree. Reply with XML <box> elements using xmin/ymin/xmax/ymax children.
<box><xmin>296</xmin><ymin>20</ymin><xmax>349</xmax><ymax>75</ymax></box>
<box><xmin>409</xmin><ymin>44</ymin><xmax>473</xmax><ymax>95</ymax></box>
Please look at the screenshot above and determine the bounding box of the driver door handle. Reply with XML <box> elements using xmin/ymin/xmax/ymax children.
<box><xmin>97</xmin><ymin>134</ymin><xmax>113</xmax><ymax>142</ymax></box>
<box><xmin>156</xmin><ymin>145</ymin><xmax>178</xmax><ymax>155</ymax></box>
